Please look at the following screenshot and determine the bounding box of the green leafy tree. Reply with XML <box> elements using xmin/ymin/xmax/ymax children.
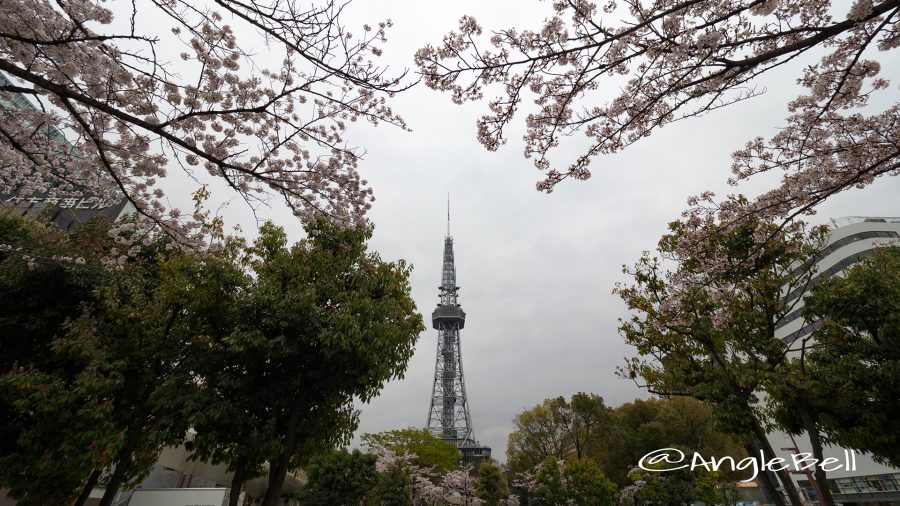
<box><xmin>299</xmin><ymin>448</ymin><xmax>378</xmax><ymax>506</ymax></box>
<box><xmin>605</xmin><ymin>398</ymin><xmax>748</xmax><ymax>486</ymax></box>
<box><xmin>0</xmin><ymin>214</ymin><xmax>425</xmax><ymax>506</ymax></box>
<box><xmin>555</xmin><ymin>393</ymin><xmax>609</xmax><ymax>461</ymax></box>
<box><xmin>621</xmin><ymin>466</ymin><xmax>692</xmax><ymax>506</ymax></box>
<box><xmin>506</xmin><ymin>393</ymin><xmax>610</xmax><ymax>483</ymax></box>
<box><xmin>530</xmin><ymin>457</ymin><xmax>617</xmax><ymax>506</ymax></box>
<box><xmin>0</xmin><ymin>334</ymin><xmax>121</xmax><ymax>506</ymax></box>
<box><xmin>530</xmin><ymin>457</ymin><xmax>566</xmax><ymax>506</ymax></box>
<box><xmin>562</xmin><ymin>459</ymin><xmax>617</xmax><ymax>506</ymax></box>
<box><xmin>65</xmin><ymin>239</ymin><xmax>220</xmax><ymax>506</ymax></box>
<box><xmin>0</xmin><ymin>211</ymin><xmax>110</xmax><ymax>372</ymax></box>
<box><xmin>233</xmin><ymin>220</ymin><xmax>424</xmax><ymax>506</ymax></box>
<box><xmin>506</xmin><ymin>400</ymin><xmax>568</xmax><ymax>481</ymax></box>
<box><xmin>369</xmin><ymin>462</ymin><xmax>413</xmax><ymax>506</ymax></box>
<box><xmin>163</xmin><ymin>242</ymin><xmax>272</xmax><ymax>506</ymax></box>
<box><xmin>696</xmin><ymin>466</ymin><xmax>737</xmax><ymax>506</ymax></box>
<box><xmin>476</xmin><ymin>461</ymin><xmax>509</xmax><ymax>506</ymax></box>
<box><xmin>362</xmin><ymin>427</ymin><xmax>461</xmax><ymax>475</ymax></box>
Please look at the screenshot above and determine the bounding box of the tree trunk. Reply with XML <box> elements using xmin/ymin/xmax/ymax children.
<box><xmin>751</xmin><ymin>418</ymin><xmax>804</xmax><ymax>506</ymax></box>
<box><xmin>799</xmin><ymin>408</ymin><xmax>836</xmax><ymax>506</ymax></box>
<box><xmin>260</xmin><ymin>401</ymin><xmax>303</xmax><ymax>506</ymax></box>
<box><xmin>73</xmin><ymin>468</ymin><xmax>101</xmax><ymax>506</ymax></box>
<box><xmin>99</xmin><ymin>410</ymin><xmax>147</xmax><ymax>506</ymax></box>
<box><xmin>745</xmin><ymin>440</ymin><xmax>787</xmax><ymax>506</ymax></box>
<box><xmin>228</xmin><ymin>456</ymin><xmax>250</xmax><ymax>506</ymax></box>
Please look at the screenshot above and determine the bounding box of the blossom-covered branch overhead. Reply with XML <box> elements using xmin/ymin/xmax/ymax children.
<box><xmin>417</xmin><ymin>0</ymin><xmax>899</xmax><ymax>224</ymax></box>
<box><xmin>0</xmin><ymin>0</ymin><xmax>409</xmax><ymax>241</ymax></box>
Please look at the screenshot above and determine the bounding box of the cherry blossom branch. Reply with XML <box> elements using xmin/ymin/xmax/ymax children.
<box><xmin>418</xmin><ymin>0</ymin><xmax>900</xmax><ymax>229</ymax></box>
<box><xmin>1</xmin><ymin>0</ymin><xmax>410</xmax><ymax>245</ymax></box>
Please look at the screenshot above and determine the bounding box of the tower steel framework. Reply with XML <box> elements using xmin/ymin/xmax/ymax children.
<box><xmin>426</xmin><ymin>210</ymin><xmax>490</xmax><ymax>465</ymax></box>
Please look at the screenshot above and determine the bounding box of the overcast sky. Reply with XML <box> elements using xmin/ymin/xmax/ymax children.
<box><xmin>138</xmin><ymin>0</ymin><xmax>900</xmax><ymax>463</ymax></box>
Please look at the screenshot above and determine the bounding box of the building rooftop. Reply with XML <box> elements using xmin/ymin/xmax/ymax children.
<box><xmin>829</xmin><ymin>216</ymin><xmax>900</xmax><ymax>228</ymax></box>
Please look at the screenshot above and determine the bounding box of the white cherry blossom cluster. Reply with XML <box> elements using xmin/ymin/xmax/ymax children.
<box><xmin>0</xmin><ymin>240</ymin><xmax>88</xmax><ymax>270</ymax></box>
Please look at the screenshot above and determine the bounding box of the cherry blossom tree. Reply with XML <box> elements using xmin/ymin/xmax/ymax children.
<box><xmin>416</xmin><ymin>0</ymin><xmax>900</xmax><ymax>225</ymax></box>
<box><xmin>439</xmin><ymin>469</ymin><xmax>484</xmax><ymax>506</ymax></box>
<box><xmin>1</xmin><ymin>0</ymin><xmax>409</xmax><ymax>242</ymax></box>
<box><xmin>372</xmin><ymin>448</ymin><xmax>521</xmax><ymax>506</ymax></box>
<box><xmin>523</xmin><ymin>457</ymin><xmax>618</xmax><ymax>506</ymax></box>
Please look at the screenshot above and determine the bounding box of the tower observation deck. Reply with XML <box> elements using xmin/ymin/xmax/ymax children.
<box><xmin>426</xmin><ymin>212</ymin><xmax>491</xmax><ymax>467</ymax></box>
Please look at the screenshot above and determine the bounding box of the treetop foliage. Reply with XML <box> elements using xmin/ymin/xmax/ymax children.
<box><xmin>362</xmin><ymin>427</ymin><xmax>462</xmax><ymax>474</ymax></box>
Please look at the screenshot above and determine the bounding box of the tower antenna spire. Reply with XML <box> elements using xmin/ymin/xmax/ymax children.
<box><xmin>447</xmin><ymin>193</ymin><xmax>450</xmax><ymax>237</ymax></box>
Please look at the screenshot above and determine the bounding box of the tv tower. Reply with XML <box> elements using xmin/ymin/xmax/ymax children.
<box><xmin>426</xmin><ymin>198</ymin><xmax>491</xmax><ymax>466</ymax></box>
